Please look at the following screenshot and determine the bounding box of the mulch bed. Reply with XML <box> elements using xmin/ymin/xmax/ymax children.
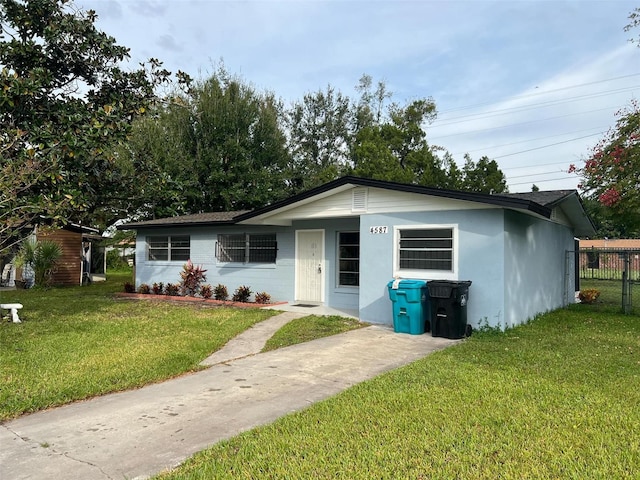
<box><xmin>114</xmin><ymin>292</ymin><xmax>286</xmax><ymax>309</ymax></box>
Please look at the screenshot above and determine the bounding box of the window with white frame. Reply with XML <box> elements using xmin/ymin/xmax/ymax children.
<box><xmin>337</xmin><ymin>231</ymin><xmax>359</xmax><ymax>287</ymax></box>
<box><xmin>217</xmin><ymin>233</ymin><xmax>277</xmax><ymax>263</ymax></box>
<box><xmin>396</xmin><ymin>227</ymin><xmax>455</xmax><ymax>273</ymax></box>
<box><xmin>147</xmin><ymin>235</ymin><xmax>190</xmax><ymax>261</ymax></box>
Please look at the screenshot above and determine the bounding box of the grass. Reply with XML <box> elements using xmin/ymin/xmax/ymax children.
<box><xmin>261</xmin><ymin>315</ymin><xmax>366</xmax><ymax>352</ymax></box>
<box><xmin>0</xmin><ymin>271</ymin><xmax>275</xmax><ymax>421</ymax></box>
<box><xmin>581</xmin><ymin>278</ymin><xmax>640</xmax><ymax>313</ymax></box>
<box><xmin>156</xmin><ymin>304</ymin><xmax>640</xmax><ymax>479</ymax></box>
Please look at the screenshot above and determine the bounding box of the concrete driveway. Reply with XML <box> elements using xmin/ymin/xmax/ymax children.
<box><xmin>1</xmin><ymin>320</ymin><xmax>458</xmax><ymax>480</ymax></box>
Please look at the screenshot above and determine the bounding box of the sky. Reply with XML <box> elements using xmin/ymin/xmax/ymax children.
<box><xmin>81</xmin><ymin>0</ymin><xmax>640</xmax><ymax>193</ymax></box>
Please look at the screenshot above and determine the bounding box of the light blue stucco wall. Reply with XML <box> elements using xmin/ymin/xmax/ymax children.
<box><xmin>504</xmin><ymin>211</ymin><xmax>575</xmax><ymax>328</ymax></box>
<box><xmin>134</xmin><ymin>218</ymin><xmax>360</xmax><ymax>309</ymax></box>
<box><xmin>358</xmin><ymin>209</ymin><xmax>506</xmax><ymax>328</ymax></box>
<box><xmin>134</xmin><ymin>208</ymin><xmax>576</xmax><ymax>329</ymax></box>
<box><xmin>135</xmin><ymin>225</ymin><xmax>295</xmax><ymax>301</ymax></box>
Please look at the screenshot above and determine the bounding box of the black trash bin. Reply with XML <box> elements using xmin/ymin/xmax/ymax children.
<box><xmin>427</xmin><ymin>280</ymin><xmax>472</xmax><ymax>339</ymax></box>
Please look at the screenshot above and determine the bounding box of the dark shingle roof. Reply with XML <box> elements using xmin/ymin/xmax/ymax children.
<box><xmin>496</xmin><ymin>190</ymin><xmax>575</xmax><ymax>207</ymax></box>
<box><xmin>118</xmin><ymin>211</ymin><xmax>249</xmax><ymax>229</ymax></box>
<box><xmin>117</xmin><ymin>177</ymin><xmax>592</xmax><ymax>236</ymax></box>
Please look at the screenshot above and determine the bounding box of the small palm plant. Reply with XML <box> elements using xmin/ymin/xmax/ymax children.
<box><xmin>15</xmin><ymin>238</ymin><xmax>63</xmax><ymax>287</ymax></box>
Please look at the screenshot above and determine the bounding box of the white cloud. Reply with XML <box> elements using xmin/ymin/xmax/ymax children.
<box><xmin>80</xmin><ymin>0</ymin><xmax>639</xmax><ymax>192</ymax></box>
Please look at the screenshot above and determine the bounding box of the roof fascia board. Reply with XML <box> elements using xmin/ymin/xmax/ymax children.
<box><xmin>117</xmin><ymin>220</ymin><xmax>237</xmax><ymax>230</ymax></box>
<box><xmin>236</xmin><ymin>176</ymin><xmax>552</xmax><ymax>223</ymax></box>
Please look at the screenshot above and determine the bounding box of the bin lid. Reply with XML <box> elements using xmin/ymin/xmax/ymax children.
<box><xmin>387</xmin><ymin>279</ymin><xmax>427</xmax><ymax>289</ymax></box>
<box><xmin>427</xmin><ymin>280</ymin><xmax>472</xmax><ymax>287</ymax></box>
<box><xmin>427</xmin><ymin>280</ymin><xmax>472</xmax><ymax>298</ymax></box>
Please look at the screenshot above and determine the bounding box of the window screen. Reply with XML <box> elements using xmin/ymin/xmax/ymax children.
<box><xmin>398</xmin><ymin>228</ymin><xmax>453</xmax><ymax>271</ymax></box>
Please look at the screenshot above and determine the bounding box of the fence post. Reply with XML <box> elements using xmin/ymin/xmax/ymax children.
<box><xmin>622</xmin><ymin>252</ymin><xmax>632</xmax><ymax>314</ymax></box>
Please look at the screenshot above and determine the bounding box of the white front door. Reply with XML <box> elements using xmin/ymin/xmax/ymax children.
<box><xmin>295</xmin><ymin>230</ymin><xmax>324</xmax><ymax>303</ymax></box>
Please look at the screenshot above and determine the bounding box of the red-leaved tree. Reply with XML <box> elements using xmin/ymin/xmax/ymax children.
<box><xmin>570</xmin><ymin>100</ymin><xmax>640</xmax><ymax>230</ymax></box>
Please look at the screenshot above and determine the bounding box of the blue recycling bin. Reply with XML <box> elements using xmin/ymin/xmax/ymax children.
<box><xmin>387</xmin><ymin>279</ymin><xmax>428</xmax><ymax>335</ymax></box>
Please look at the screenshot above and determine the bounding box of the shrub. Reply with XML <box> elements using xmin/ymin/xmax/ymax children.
<box><xmin>214</xmin><ymin>284</ymin><xmax>229</xmax><ymax>301</ymax></box>
<box><xmin>255</xmin><ymin>292</ymin><xmax>271</xmax><ymax>304</ymax></box>
<box><xmin>179</xmin><ymin>259</ymin><xmax>208</xmax><ymax>296</ymax></box>
<box><xmin>579</xmin><ymin>288</ymin><xmax>601</xmax><ymax>304</ymax></box>
<box><xmin>200</xmin><ymin>284</ymin><xmax>213</xmax><ymax>299</ymax></box>
<box><xmin>165</xmin><ymin>283</ymin><xmax>180</xmax><ymax>296</ymax></box>
<box><xmin>152</xmin><ymin>282</ymin><xmax>164</xmax><ymax>295</ymax></box>
<box><xmin>106</xmin><ymin>249</ymin><xmax>129</xmax><ymax>270</ymax></box>
<box><xmin>137</xmin><ymin>283</ymin><xmax>150</xmax><ymax>294</ymax></box>
<box><xmin>123</xmin><ymin>282</ymin><xmax>135</xmax><ymax>293</ymax></box>
<box><xmin>232</xmin><ymin>285</ymin><xmax>252</xmax><ymax>303</ymax></box>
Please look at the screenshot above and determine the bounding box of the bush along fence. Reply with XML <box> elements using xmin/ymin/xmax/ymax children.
<box><xmin>579</xmin><ymin>248</ymin><xmax>638</xmax><ymax>314</ymax></box>
<box><xmin>123</xmin><ymin>260</ymin><xmax>273</xmax><ymax>306</ymax></box>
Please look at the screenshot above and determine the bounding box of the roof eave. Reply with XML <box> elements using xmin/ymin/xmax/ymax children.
<box><xmin>117</xmin><ymin>220</ymin><xmax>238</xmax><ymax>230</ymax></box>
<box><xmin>235</xmin><ymin>176</ymin><xmax>553</xmax><ymax>223</ymax></box>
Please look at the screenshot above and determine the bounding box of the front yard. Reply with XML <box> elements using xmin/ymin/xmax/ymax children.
<box><xmin>157</xmin><ymin>304</ymin><xmax>640</xmax><ymax>479</ymax></box>
<box><xmin>0</xmin><ymin>272</ymin><xmax>363</xmax><ymax>421</ymax></box>
<box><xmin>2</xmin><ymin>274</ymin><xmax>639</xmax><ymax>478</ymax></box>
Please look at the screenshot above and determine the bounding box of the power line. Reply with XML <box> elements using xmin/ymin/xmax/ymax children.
<box><xmin>508</xmin><ymin>170</ymin><xmax>567</xmax><ymax>180</ymax></box>
<box><xmin>502</xmin><ymin>160</ymin><xmax>581</xmax><ymax>171</ymax></box>
<box><xmin>434</xmin><ymin>86</ymin><xmax>639</xmax><ymax>127</ymax></box>
<box><xmin>509</xmin><ymin>176</ymin><xmax>576</xmax><ymax>186</ymax></box>
<box><xmin>450</xmin><ymin>126</ymin><xmax>607</xmax><ymax>156</ymax></box>
<box><xmin>492</xmin><ymin>132</ymin><xmax>603</xmax><ymax>159</ymax></box>
<box><xmin>438</xmin><ymin>73</ymin><xmax>640</xmax><ymax>115</ymax></box>
<box><xmin>429</xmin><ymin>105</ymin><xmax>618</xmax><ymax>140</ymax></box>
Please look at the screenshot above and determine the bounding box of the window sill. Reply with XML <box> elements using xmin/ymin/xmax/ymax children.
<box><xmin>334</xmin><ymin>286</ymin><xmax>359</xmax><ymax>295</ymax></box>
<box><xmin>218</xmin><ymin>262</ymin><xmax>277</xmax><ymax>269</ymax></box>
<box><xmin>394</xmin><ymin>269</ymin><xmax>457</xmax><ymax>281</ymax></box>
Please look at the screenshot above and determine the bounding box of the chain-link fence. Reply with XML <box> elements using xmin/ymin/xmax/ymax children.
<box><xmin>579</xmin><ymin>248</ymin><xmax>639</xmax><ymax>313</ymax></box>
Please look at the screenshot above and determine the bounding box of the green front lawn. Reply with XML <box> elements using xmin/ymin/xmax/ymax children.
<box><xmin>0</xmin><ymin>272</ymin><xmax>275</xmax><ymax>420</ymax></box>
<box><xmin>157</xmin><ymin>305</ymin><xmax>640</xmax><ymax>479</ymax></box>
<box><xmin>262</xmin><ymin>315</ymin><xmax>366</xmax><ymax>352</ymax></box>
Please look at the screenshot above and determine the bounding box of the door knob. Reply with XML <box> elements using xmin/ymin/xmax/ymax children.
<box><xmin>317</xmin><ymin>264</ymin><xmax>322</xmax><ymax>273</ymax></box>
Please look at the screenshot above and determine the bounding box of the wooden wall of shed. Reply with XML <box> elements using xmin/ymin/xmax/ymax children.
<box><xmin>37</xmin><ymin>228</ymin><xmax>82</xmax><ymax>286</ymax></box>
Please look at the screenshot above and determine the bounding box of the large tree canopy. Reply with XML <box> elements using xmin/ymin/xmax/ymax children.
<box><xmin>126</xmin><ymin>72</ymin><xmax>508</xmax><ymax>220</ymax></box>
<box><xmin>287</xmin><ymin>75</ymin><xmax>506</xmax><ymax>193</ymax></box>
<box><xmin>0</xmin><ymin>0</ymin><xmax>178</xmax><ymax>252</ymax></box>
<box><xmin>120</xmin><ymin>66</ymin><xmax>291</xmax><ymax>216</ymax></box>
<box><xmin>571</xmin><ymin>100</ymin><xmax>640</xmax><ymax>232</ymax></box>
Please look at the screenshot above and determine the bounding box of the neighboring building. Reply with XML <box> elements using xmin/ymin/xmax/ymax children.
<box><xmin>579</xmin><ymin>239</ymin><xmax>640</xmax><ymax>249</ymax></box>
<box><xmin>118</xmin><ymin>176</ymin><xmax>595</xmax><ymax>330</ymax></box>
<box><xmin>36</xmin><ymin>224</ymin><xmax>106</xmax><ymax>285</ymax></box>
<box><xmin>3</xmin><ymin>223</ymin><xmax>107</xmax><ymax>287</ymax></box>
<box><xmin>578</xmin><ymin>239</ymin><xmax>640</xmax><ymax>280</ymax></box>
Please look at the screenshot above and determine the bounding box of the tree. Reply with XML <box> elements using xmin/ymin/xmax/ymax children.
<box><xmin>460</xmin><ymin>155</ymin><xmax>508</xmax><ymax>194</ymax></box>
<box><xmin>0</xmin><ymin>0</ymin><xmax>176</xmax><ymax>253</ymax></box>
<box><xmin>286</xmin><ymin>85</ymin><xmax>354</xmax><ymax>192</ymax></box>
<box><xmin>121</xmin><ymin>66</ymin><xmax>291</xmax><ymax>215</ymax></box>
<box><xmin>194</xmin><ymin>75</ymin><xmax>289</xmax><ymax>211</ymax></box>
<box><xmin>351</xmin><ymin>77</ymin><xmax>450</xmax><ymax>186</ymax></box>
<box><xmin>572</xmin><ymin>9</ymin><xmax>640</xmax><ymax>235</ymax></box>
<box><xmin>571</xmin><ymin>100</ymin><xmax>640</xmax><ymax>231</ymax></box>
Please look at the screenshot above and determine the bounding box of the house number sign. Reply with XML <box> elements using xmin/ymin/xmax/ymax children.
<box><xmin>369</xmin><ymin>226</ymin><xmax>388</xmax><ymax>234</ymax></box>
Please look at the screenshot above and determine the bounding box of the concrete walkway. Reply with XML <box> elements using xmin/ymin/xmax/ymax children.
<box><xmin>0</xmin><ymin>314</ymin><xmax>459</xmax><ymax>480</ymax></box>
<box><xmin>200</xmin><ymin>311</ymin><xmax>304</xmax><ymax>366</ymax></box>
